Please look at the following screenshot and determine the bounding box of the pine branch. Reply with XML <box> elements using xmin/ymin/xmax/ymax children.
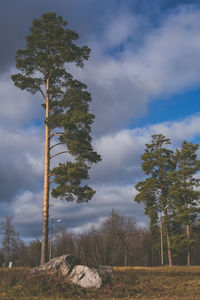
<box><xmin>49</xmin><ymin>179</ymin><xmax>55</xmax><ymax>184</ymax></box>
<box><xmin>50</xmin><ymin>142</ymin><xmax>65</xmax><ymax>150</ymax></box>
<box><xmin>50</xmin><ymin>132</ymin><xmax>65</xmax><ymax>139</ymax></box>
<box><xmin>38</xmin><ymin>87</ymin><xmax>46</xmax><ymax>100</ymax></box>
<box><xmin>50</xmin><ymin>151</ymin><xmax>69</xmax><ymax>159</ymax></box>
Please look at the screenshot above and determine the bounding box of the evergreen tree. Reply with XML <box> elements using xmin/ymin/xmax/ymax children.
<box><xmin>135</xmin><ymin>134</ymin><xmax>174</xmax><ymax>266</ymax></box>
<box><xmin>11</xmin><ymin>12</ymin><xmax>101</xmax><ymax>264</ymax></box>
<box><xmin>169</xmin><ymin>140</ymin><xmax>200</xmax><ymax>265</ymax></box>
<box><xmin>0</xmin><ymin>216</ymin><xmax>20</xmax><ymax>264</ymax></box>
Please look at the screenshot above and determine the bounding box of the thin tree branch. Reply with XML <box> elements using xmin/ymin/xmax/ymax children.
<box><xmin>50</xmin><ymin>142</ymin><xmax>65</xmax><ymax>150</ymax></box>
<box><xmin>50</xmin><ymin>132</ymin><xmax>65</xmax><ymax>139</ymax></box>
<box><xmin>49</xmin><ymin>179</ymin><xmax>55</xmax><ymax>184</ymax></box>
<box><xmin>38</xmin><ymin>87</ymin><xmax>46</xmax><ymax>100</ymax></box>
<box><xmin>50</xmin><ymin>151</ymin><xmax>69</xmax><ymax>159</ymax></box>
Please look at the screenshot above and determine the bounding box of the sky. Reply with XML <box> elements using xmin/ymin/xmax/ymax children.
<box><xmin>1</xmin><ymin>0</ymin><xmax>200</xmax><ymax>241</ymax></box>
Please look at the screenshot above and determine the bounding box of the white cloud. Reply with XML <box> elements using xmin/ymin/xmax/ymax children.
<box><xmin>102</xmin><ymin>13</ymin><xmax>146</xmax><ymax>49</ymax></box>
<box><xmin>25</xmin><ymin>153</ymin><xmax>43</xmax><ymax>178</ymax></box>
<box><xmin>91</xmin><ymin>113</ymin><xmax>200</xmax><ymax>184</ymax></box>
<box><xmin>150</xmin><ymin>115</ymin><xmax>200</xmax><ymax>143</ymax></box>
<box><xmin>11</xmin><ymin>183</ymin><xmax>145</xmax><ymax>238</ymax></box>
<box><xmin>69</xmin><ymin>7</ymin><xmax>200</xmax><ymax>135</ymax></box>
<box><xmin>0</xmin><ymin>71</ymin><xmax>43</xmax><ymax>128</ymax></box>
<box><xmin>13</xmin><ymin>191</ymin><xmax>43</xmax><ymax>224</ymax></box>
<box><xmin>0</xmin><ymin>126</ymin><xmax>44</xmax><ymax>202</ymax></box>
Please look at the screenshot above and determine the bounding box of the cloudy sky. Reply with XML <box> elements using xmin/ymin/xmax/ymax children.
<box><xmin>1</xmin><ymin>0</ymin><xmax>200</xmax><ymax>241</ymax></box>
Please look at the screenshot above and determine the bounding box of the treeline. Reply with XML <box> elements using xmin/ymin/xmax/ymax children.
<box><xmin>1</xmin><ymin>210</ymin><xmax>200</xmax><ymax>267</ymax></box>
<box><xmin>135</xmin><ymin>134</ymin><xmax>200</xmax><ymax>266</ymax></box>
<box><xmin>0</xmin><ymin>212</ymin><xmax>151</xmax><ymax>267</ymax></box>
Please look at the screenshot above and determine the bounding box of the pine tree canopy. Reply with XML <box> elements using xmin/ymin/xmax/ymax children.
<box><xmin>135</xmin><ymin>134</ymin><xmax>174</xmax><ymax>213</ymax></box>
<box><xmin>141</xmin><ymin>134</ymin><xmax>174</xmax><ymax>179</ymax></box>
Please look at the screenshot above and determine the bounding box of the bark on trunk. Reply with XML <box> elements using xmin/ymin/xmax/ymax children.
<box><xmin>103</xmin><ymin>239</ymin><xmax>107</xmax><ymax>265</ymax></box>
<box><xmin>164</xmin><ymin>210</ymin><xmax>173</xmax><ymax>266</ymax></box>
<box><xmin>160</xmin><ymin>216</ymin><xmax>164</xmax><ymax>265</ymax></box>
<box><xmin>186</xmin><ymin>224</ymin><xmax>191</xmax><ymax>266</ymax></box>
<box><xmin>41</xmin><ymin>78</ymin><xmax>50</xmax><ymax>265</ymax></box>
<box><xmin>166</xmin><ymin>232</ymin><xmax>172</xmax><ymax>266</ymax></box>
<box><xmin>185</xmin><ymin>201</ymin><xmax>191</xmax><ymax>266</ymax></box>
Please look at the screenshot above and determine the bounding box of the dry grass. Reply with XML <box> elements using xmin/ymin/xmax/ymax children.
<box><xmin>0</xmin><ymin>267</ymin><xmax>137</xmax><ymax>299</ymax></box>
<box><xmin>0</xmin><ymin>266</ymin><xmax>200</xmax><ymax>299</ymax></box>
<box><xmin>114</xmin><ymin>266</ymin><xmax>200</xmax><ymax>299</ymax></box>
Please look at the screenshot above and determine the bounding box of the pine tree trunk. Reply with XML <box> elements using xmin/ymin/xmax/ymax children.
<box><xmin>41</xmin><ymin>78</ymin><xmax>50</xmax><ymax>265</ymax></box>
<box><xmin>103</xmin><ymin>239</ymin><xmax>107</xmax><ymax>264</ymax></box>
<box><xmin>166</xmin><ymin>232</ymin><xmax>172</xmax><ymax>266</ymax></box>
<box><xmin>164</xmin><ymin>210</ymin><xmax>173</xmax><ymax>266</ymax></box>
<box><xmin>160</xmin><ymin>216</ymin><xmax>164</xmax><ymax>265</ymax></box>
<box><xmin>186</xmin><ymin>224</ymin><xmax>191</xmax><ymax>266</ymax></box>
<box><xmin>185</xmin><ymin>200</ymin><xmax>191</xmax><ymax>266</ymax></box>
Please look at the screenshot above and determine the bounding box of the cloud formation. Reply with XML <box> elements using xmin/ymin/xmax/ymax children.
<box><xmin>73</xmin><ymin>6</ymin><xmax>200</xmax><ymax>134</ymax></box>
<box><xmin>0</xmin><ymin>72</ymin><xmax>43</xmax><ymax>128</ymax></box>
<box><xmin>2</xmin><ymin>113</ymin><xmax>200</xmax><ymax>237</ymax></box>
<box><xmin>0</xmin><ymin>1</ymin><xmax>200</xmax><ymax>239</ymax></box>
<box><xmin>91</xmin><ymin>114</ymin><xmax>200</xmax><ymax>185</ymax></box>
<box><xmin>0</xmin><ymin>126</ymin><xmax>43</xmax><ymax>204</ymax></box>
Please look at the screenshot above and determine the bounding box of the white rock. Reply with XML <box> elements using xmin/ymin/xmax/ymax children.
<box><xmin>31</xmin><ymin>254</ymin><xmax>76</xmax><ymax>276</ymax></box>
<box><xmin>70</xmin><ymin>265</ymin><xmax>102</xmax><ymax>288</ymax></box>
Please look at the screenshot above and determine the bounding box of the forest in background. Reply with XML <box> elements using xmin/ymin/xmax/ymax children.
<box><xmin>1</xmin><ymin>209</ymin><xmax>200</xmax><ymax>268</ymax></box>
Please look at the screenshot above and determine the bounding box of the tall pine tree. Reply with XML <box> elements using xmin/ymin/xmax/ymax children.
<box><xmin>135</xmin><ymin>134</ymin><xmax>174</xmax><ymax>266</ymax></box>
<box><xmin>11</xmin><ymin>12</ymin><xmax>101</xmax><ymax>264</ymax></box>
<box><xmin>169</xmin><ymin>140</ymin><xmax>200</xmax><ymax>265</ymax></box>
<box><xmin>0</xmin><ymin>216</ymin><xmax>20</xmax><ymax>264</ymax></box>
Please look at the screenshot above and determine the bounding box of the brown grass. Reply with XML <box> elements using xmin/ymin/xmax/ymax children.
<box><xmin>0</xmin><ymin>266</ymin><xmax>200</xmax><ymax>299</ymax></box>
<box><xmin>114</xmin><ymin>266</ymin><xmax>200</xmax><ymax>299</ymax></box>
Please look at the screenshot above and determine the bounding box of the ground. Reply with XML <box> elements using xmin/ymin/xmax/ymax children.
<box><xmin>1</xmin><ymin>266</ymin><xmax>200</xmax><ymax>299</ymax></box>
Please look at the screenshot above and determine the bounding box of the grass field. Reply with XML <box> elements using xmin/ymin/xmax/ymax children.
<box><xmin>0</xmin><ymin>266</ymin><xmax>200</xmax><ymax>299</ymax></box>
<box><xmin>114</xmin><ymin>266</ymin><xmax>200</xmax><ymax>299</ymax></box>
